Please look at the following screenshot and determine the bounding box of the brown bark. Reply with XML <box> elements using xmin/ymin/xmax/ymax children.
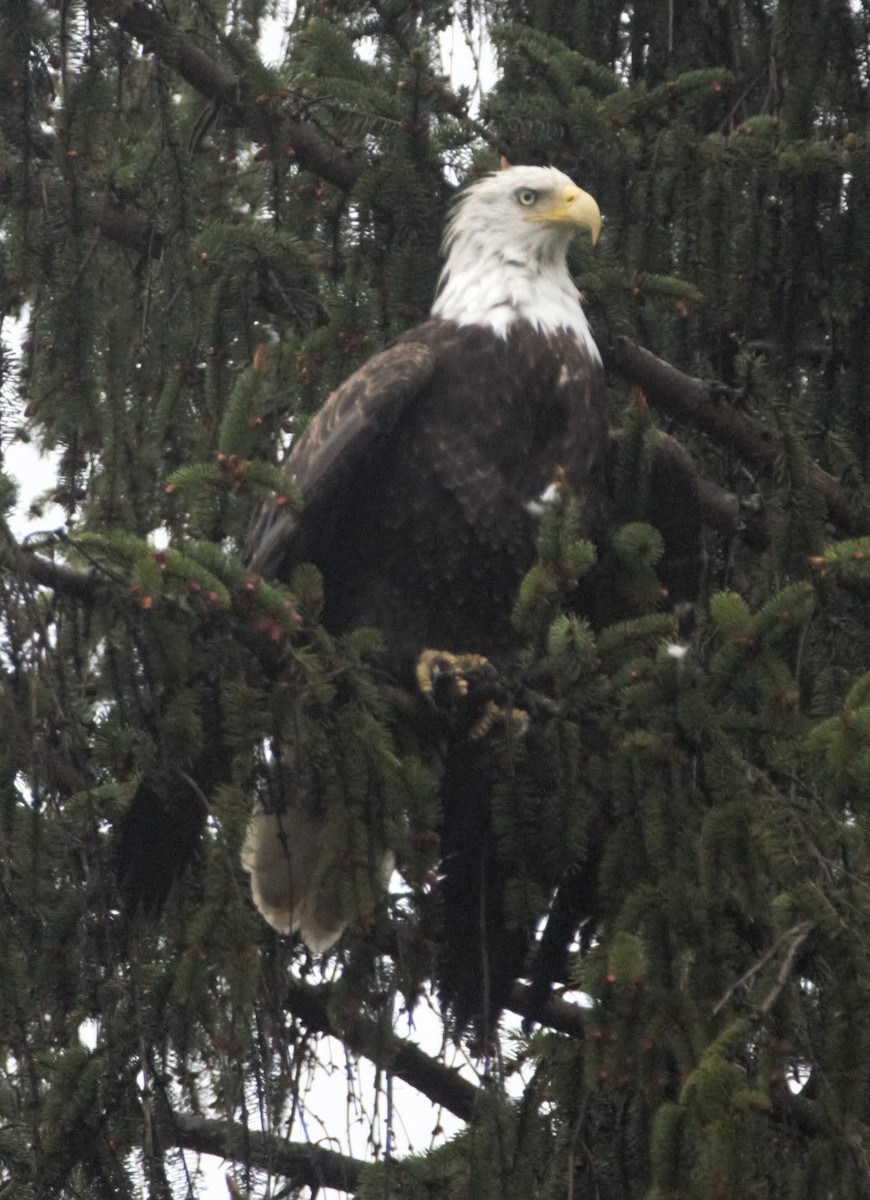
<box><xmin>285</xmin><ymin>979</ymin><xmax>480</xmax><ymax>1122</ymax></box>
<box><xmin>115</xmin><ymin>0</ymin><xmax>363</xmax><ymax>191</ymax></box>
<box><xmin>172</xmin><ymin>1111</ymin><xmax>364</xmax><ymax>1192</ymax></box>
<box><xmin>605</xmin><ymin>336</ymin><xmax>856</xmax><ymax>532</ymax></box>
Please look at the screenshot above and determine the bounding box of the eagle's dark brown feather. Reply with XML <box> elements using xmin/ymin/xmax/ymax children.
<box><xmin>118</xmin><ymin>164</ymin><xmax>700</xmax><ymax>1037</ymax></box>
<box><xmin>247</xmin><ymin>341</ymin><xmax>435</xmax><ymax>581</ymax></box>
<box><xmin>243</xmin><ymin>315</ymin><xmax>607</xmax><ymax>1033</ymax></box>
<box><xmin>247</xmin><ymin>318</ymin><xmax>606</xmax><ymax>686</ymax></box>
<box><xmin>119</xmin><ymin>165</ymin><xmax>617</xmax><ymax>1037</ymax></box>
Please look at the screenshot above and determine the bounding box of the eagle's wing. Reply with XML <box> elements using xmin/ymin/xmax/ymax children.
<box><xmin>246</xmin><ymin>341</ymin><xmax>435</xmax><ymax>577</ymax></box>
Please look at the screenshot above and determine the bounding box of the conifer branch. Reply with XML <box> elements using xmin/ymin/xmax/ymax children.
<box><xmin>769</xmin><ymin>1083</ymin><xmax>837</xmax><ymax>1140</ymax></box>
<box><xmin>91</xmin><ymin>197</ymin><xmax>165</xmax><ymax>259</ymax></box>
<box><xmin>696</xmin><ymin>477</ymin><xmax>769</xmax><ymax>549</ymax></box>
<box><xmin>0</xmin><ymin>519</ymin><xmax>107</xmax><ymax>601</ymax></box>
<box><xmin>115</xmin><ymin>0</ymin><xmax>362</xmax><ymax>191</ymax></box>
<box><xmin>605</xmin><ymin>336</ymin><xmax>855</xmax><ymax>531</ymax></box>
<box><xmin>712</xmin><ymin>921</ymin><xmax>814</xmax><ymax>1016</ymax></box>
<box><xmin>623</xmin><ymin>428</ymin><xmax>771</xmax><ymax>550</ymax></box>
<box><xmin>758</xmin><ymin>922</ymin><xmax>814</xmax><ymax>1016</ymax></box>
<box><xmin>284</xmin><ymin>979</ymin><xmax>479</xmax><ymax>1121</ymax></box>
<box><xmin>14</xmin><ymin>550</ymin><xmax>106</xmax><ymax>601</ymax></box>
<box><xmin>171</xmin><ymin>1112</ymin><xmax>364</xmax><ymax>1192</ymax></box>
<box><xmin>508</xmin><ymin>982</ymin><xmax>588</xmax><ymax>1036</ymax></box>
<box><xmin>368</xmin><ymin>0</ymin><xmax>499</xmax><ymax>150</ymax></box>
<box><xmin>0</xmin><ymin>156</ymin><xmax>164</xmax><ymax>261</ymax></box>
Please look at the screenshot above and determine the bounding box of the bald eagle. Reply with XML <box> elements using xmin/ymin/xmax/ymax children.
<box><xmin>240</xmin><ymin>165</ymin><xmax>608</xmax><ymax>1024</ymax></box>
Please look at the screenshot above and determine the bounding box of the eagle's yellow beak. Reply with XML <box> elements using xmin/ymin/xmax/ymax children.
<box><xmin>528</xmin><ymin>187</ymin><xmax>602</xmax><ymax>245</ymax></box>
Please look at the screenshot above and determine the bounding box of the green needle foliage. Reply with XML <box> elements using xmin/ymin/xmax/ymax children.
<box><xmin>4</xmin><ymin>1</ymin><xmax>870</xmax><ymax>1197</ymax></box>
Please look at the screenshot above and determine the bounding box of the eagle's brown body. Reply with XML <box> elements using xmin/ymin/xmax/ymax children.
<box><xmin>118</xmin><ymin>165</ymin><xmax>699</xmax><ymax>1033</ymax></box>
<box><xmin>241</xmin><ymin>165</ymin><xmax>610</xmax><ymax>1030</ymax></box>
<box><xmin>248</xmin><ymin>318</ymin><xmax>606</xmax><ymax>683</ymax></box>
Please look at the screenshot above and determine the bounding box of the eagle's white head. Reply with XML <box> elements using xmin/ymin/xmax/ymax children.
<box><xmin>431</xmin><ymin>164</ymin><xmax>601</xmax><ymax>357</ymax></box>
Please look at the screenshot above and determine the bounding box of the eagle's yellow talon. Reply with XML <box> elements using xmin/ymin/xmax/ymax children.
<box><xmin>468</xmin><ymin>700</ymin><xmax>530</xmax><ymax>741</ymax></box>
<box><xmin>416</xmin><ymin>649</ymin><xmax>490</xmax><ymax>699</ymax></box>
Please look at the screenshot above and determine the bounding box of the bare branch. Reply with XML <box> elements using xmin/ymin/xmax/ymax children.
<box><xmin>284</xmin><ymin>979</ymin><xmax>479</xmax><ymax>1122</ymax></box>
<box><xmin>172</xmin><ymin>1111</ymin><xmax>364</xmax><ymax>1193</ymax></box>
<box><xmin>508</xmin><ymin>982</ymin><xmax>588</xmax><ymax>1037</ymax></box>
<box><xmin>16</xmin><ymin>551</ymin><xmax>106</xmax><ymax>600</ymax></box>
<box><xmin>0</xmin><ymin>516</ymin><xmax>106</xmax><ymax>600</ymax></box>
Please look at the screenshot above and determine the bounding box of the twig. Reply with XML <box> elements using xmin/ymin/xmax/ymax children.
<box><xmin>759</xmin><ymin>922</ymin><xmax>813</xmax><ymax>1016</ymax></box>
<box><xmin>712</xmin><ymin>920</ymin><xmax>814</xmax><ymax>1016</ymax></box>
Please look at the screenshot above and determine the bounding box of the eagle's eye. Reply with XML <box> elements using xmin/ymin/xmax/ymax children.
<box><xmin>516</xmin><ymin>188</ymin><xmax>538</xmax><ymax>207</ymax></box>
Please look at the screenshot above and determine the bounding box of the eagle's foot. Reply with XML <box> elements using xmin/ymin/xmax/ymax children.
<box><xmin>414</xmin><ymin>650</ymin><xmax>526</xmax><ymax>742</ymax></box>
<box><xmin>468</xmin><ymin>698</ymin><xmax>529</xmax><ymax>742</ymax></box>
<box><xmin>415</xmin><ymin>649</ymin><xmax>497</xmax><ymax>710</ymax></box>
<box><xmin>525</xmin><ymin>464</ymin><xmax>568</xmax><ymax>518</ymax></box>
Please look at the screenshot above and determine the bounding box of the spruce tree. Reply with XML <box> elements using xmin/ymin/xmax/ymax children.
<box><xmin>3</xmin><ymin>1</ymin><xmax>870</xmax><ymax>1196</ymax></box>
